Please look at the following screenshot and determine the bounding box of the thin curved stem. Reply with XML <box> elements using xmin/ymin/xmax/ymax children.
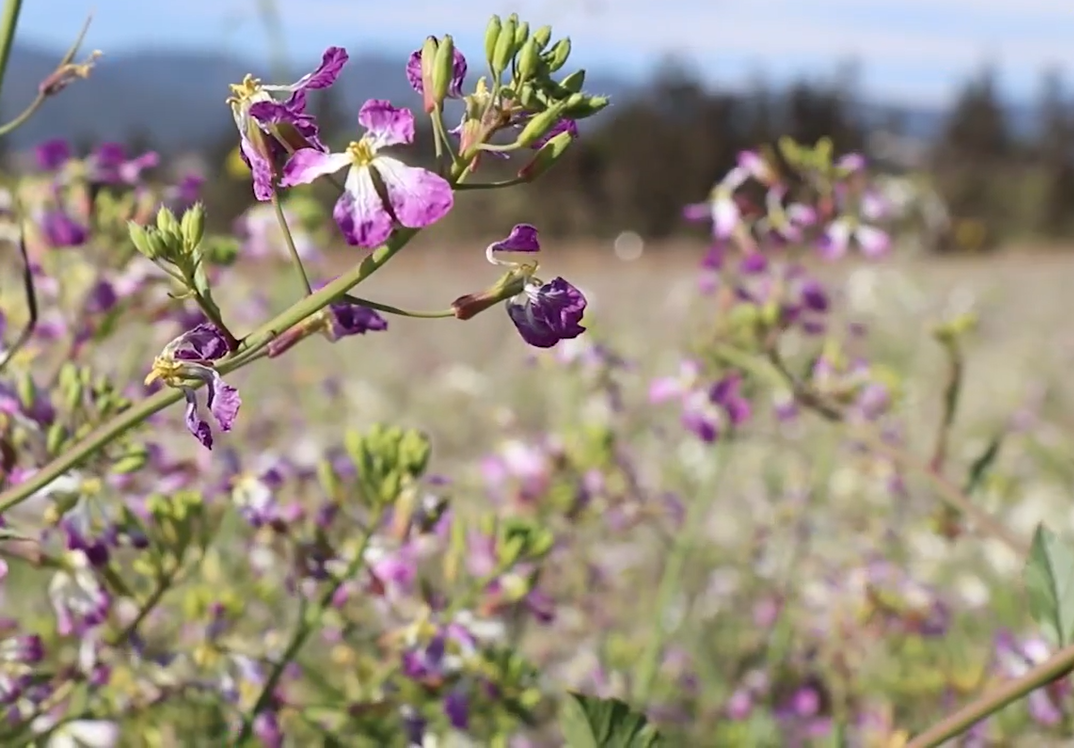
<box><xmin>337</xmin><ymin>293</ymin><xmax>455</xmax><ymax>319</ymax></box>
<box><xmin>271</xmin><ymin>189</ymin><xmax>312</xmax><ymax>296</ymax></box>
<box><xmin>0</xmin><ymin>230</ymin><xmax>36</xmax><ymax>373</ymax></box>
<box><xmin>0</xmin><ymin>228</ymin><xmax>419</xmax><ymax>513</ymax></box>
<box><xmin>0</xmin><ymin>0</ymin><xmax>23</xmax><ymax>106</ymax></box>
<box><xmin>907</xmin><ymin>642</ymin><xmax>1074</xmax><ymax>747</ymax></box>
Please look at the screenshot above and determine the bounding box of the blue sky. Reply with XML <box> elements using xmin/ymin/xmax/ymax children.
<box><xmin>18</xmin><ymin>0</ymin><xmax>1074</xmax><ymax>106</ymax></box>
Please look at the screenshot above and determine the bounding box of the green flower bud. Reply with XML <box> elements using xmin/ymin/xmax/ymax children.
<box><xmin>532</xmin><ymin>25</ymin><xmax>552</xmax><ymax>50</ymax></box>
<box><xmin>484</xmin><ymin>15</ymin><xmax>503</xmax><ymax>70</ymax></box>
<box><xmin>562</xmin><ymin>94</ymin><xmax>610</xmax><ymax>120</ymax></box>
<box><xmin>112</xmin><ymin>445</ymin><xmax>149</xmax><ymax>475</ymax></box>
<box><xmin>180</xmin><ymin>202</ymin><xmax>206</xmax><ymax>252</ymax></box>
<box><xmin>545</xmin><ymin>38</ymin><xmax>571</xmax><ymax>73</ymax></box>
<box><xmin>145</xmin><ymin>231</ymin><xmax>170</xmax><ymax>262</ymax></box>
<box><xmin>515</xmin><ymin>105</ymin><xmax>565</xmax><ymax>148</ymax></box>
<box><xmin>316</xmin><ymin>458</ymin><xmax>340</xmax><ymax>500</ymax></box>
<box><xmin>431</xmin><ymin>34</ymin><xmax>456</xmax><ymax>106</ymax></box>
<box><xmin>559</xmin><ymin>69</ymin><xmax>586</xmax><ymax>94</ymax></box>
<box><xmin>398</xmin><ymin>429</ymin><xmax>431</xmax><ymax>478</ymax></box>
<box><xmin>514</xmin><ymin>21</ymin><xmax>530</xmax><ymax>47</ymax></box>
<box><xmin>128</xmin><ymin>221</ymin><xmax>159</xmax><ymax>260</ymax></box>
<box><xmin>156</xmin><ymin>206</ymin><xmax>180</xmax><ymax>235</ymax></box>
<box><xmin>492</xmin><ymin>16</ymin><xmax>518</xmax><ymax>77</ymax></box>
<box><xmin>46</xmin><ymin>422</ymin><xmax>67</xmax><ymax>456</ymax></box>
<box><xmin>517</xmin><ymin>130</ymin><xmax>573</xmax><ymax>181</ymax></box>
<box><xmin>516</xmin><ymin>38</ymin><xmax>540</xmax><ymax>84</ymax></box>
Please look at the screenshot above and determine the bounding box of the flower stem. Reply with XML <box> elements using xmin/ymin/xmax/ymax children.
<box><xmin>271</xmin><ymin>189</ymin><xmax>312</xmax><ymax>296</ymax></box>
<box><xmin>232</xmin><ymin>509</ymin><xmax>384</xmax><ymax>745</ymax></box>
<box><xmin>712</xmin><ymin>343</ymin><xmax>1029</xmax><ymax>556</ymax></box>
<box><xmin>632</xmin><ymin>440</ymin><xmax>731</xmax><ymax>705</ymax></box>
<box><xmin>0</xmin><ymin>0</ymin><xmax>23</xmax><ymax>106</ymax></box>
<box><xmin>0</xmin><ymin>228</ymin><xmax>419</xmax><ymax>513</ymax></box>
<box><xmin>336</xmin><ymin>293</ymin><xmax>455</xmax><ymax>319</ymax></box>
<box><xmin>906</xmin><ymin>642</ymin><xmax>1074</xmax><ymax>747</ymax></box>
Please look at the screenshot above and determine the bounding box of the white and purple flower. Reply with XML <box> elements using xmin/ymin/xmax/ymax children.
<box><xmin>280</xmin><ymin>100</ymin><xmax>454</xmax><ymax>248</ymax></box>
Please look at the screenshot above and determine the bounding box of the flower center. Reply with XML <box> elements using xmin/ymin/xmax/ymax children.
<box><xmin>143</xmin><ymin>357</ymin><xmax>185</xmax><ymax>387</ymax></box>
<box><xmin>345</xmin><ymin>139</ymin><xmax>376</xmax><ymax>166</ymax></box>
<box><xmin>226</xmin><ymin>74</ymin><xmax>262</xmax><ymax>106</ymax></box>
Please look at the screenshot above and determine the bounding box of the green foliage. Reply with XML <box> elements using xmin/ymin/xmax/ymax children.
<box><xmin>1025</xmin><ymin>524</ymin><xmax>1074</xmax><ymax>647</ymax></box>
<box><xmin>558</xmin><ymin>693</ymin><xmax>663</xmax><ymax>748</ymax></box>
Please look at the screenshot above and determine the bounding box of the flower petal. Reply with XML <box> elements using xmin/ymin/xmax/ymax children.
<box><xmin>374</xmin><ymin>156</ymin><xmax>454</xmax><ymax>230</ymax></box>
<box><xmin>207</xmin><ymin>373</ymin><xmax>241</xmax><ymax>432</ymax></box>
<box><xmin>818</xmin><ymin>220</ymin><xmax>852</xmax><ymax>260</ymax></box>
<box><xmin>713</xmin><ymin>197</ymin><xmax>739</xmax><ymax>239</ymax></box>
<box><xmin>359</xmin><ymin>100</ymin><xmax>415</xmax><ymax>148</ymax></box>
<box><xmin>488</xmin><ymin>224</ymin><xmax>540</xmax><ymax>254</ymax></box>
<box><xmin>239</xmin><ymin>134</ymin><xmax>275</xmax><ymax>201</ymax></box>
<box><xmin>280</xmin><ymin>149</ymin><xmax>350</xmax><ymax>188</ymax></box>
<box><xmin>283</xmin><ymin>46</ymin><xmax>349</xmax><ymax>91</ymax></box>
<box><xmin>855</xmin><ymin>224</ymin><xmax>891</xmax><ymax>258</ymax></box>
<box><xmin>334</xmin><ymin>166</ymin><xmax>394</xmax><ymax>247</ymax></box>
<box><xmin>183</xmin><ymin>389</ymin><xmax>213</xmax><ymax>450</ymax></box>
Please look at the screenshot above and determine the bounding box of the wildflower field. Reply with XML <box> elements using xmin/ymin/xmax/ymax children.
<box><xmin>3</xmin><ymin>8</ymin><xmax>1074</xmax><ymax>748</ymax></box>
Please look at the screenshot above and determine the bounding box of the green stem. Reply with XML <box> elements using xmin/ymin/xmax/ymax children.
<box><xmin>907</xmin><ymin>642</ymin><xmax>1074</xmax><ymax>747</ymax></box>
<box><xmin>0</xmin><ymin>93</ymin><xmax>42</xmax><ymax>138</ymax></box>
<box><xmin>337</xmin><ymin>293</ymin><xmax>455</xmax><ymax>319</ymax></box>
<box><xmin>0</xmin><ymin>228</ymin><xmax>419</xmax><ymax>514</ymax></box>
<box><xmin>453</xmin><ymin>176</ymin><xmax>528</xmax><ymax>191</ymax></box>
<box><xmin>271</xmin><ymin>189</ymin><xmax>312</xmax><ymax>296</ymax></box>
<box><xmin>632</xmin><ymin>441</ymin><xmax>730</xmax><ymax>704</ymax></box>
<box><xmin>0</xmin><ymin>0</ymin><xmax>23</xmax><ymax>106</ymax></box>
<box><xmin>232</xmin><ymin>510</ymin><xmax>384</xmax><ymax>745</ymax></box>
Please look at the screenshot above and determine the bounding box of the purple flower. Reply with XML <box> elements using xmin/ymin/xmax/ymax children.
<box><xmin>228</xmin><ymin>46</ymin><xmax>349</xmax><ymax>201</ymax></box>
<box><xmin>444</xmin><ymin>690</ymin><xmax>469</xmax><ymax>729</ymax></box>
<box><xmin>326</xmin><ymin>299</ymin><xmax>388</xmax><ymax>339</ymax></box>
<box><xmin>710</xmin><ymin>372</ymin><xmax>751</xmax><ymax>426</ymax></box>
<box><xmin>280</xmin><ymin>99</ymin><xmax>453</xmax><ymax>248</ymax></box>
<box><xmin>48</xmin><ymin>551</ymin><xmax>111</xmax><ymax>635</ymax></box>
<box><xmin>506</xmin><ymin>277</ymin><xmax>587</xmax><ymax>348</ymax></box>
<box><xmin>144</xmin><ymin>324</ymin><xmax>240</xmax><ymax>450</ymax></box>
<box><xmin>88</xmin><ymin>143</ymin><xmax>159</xmax><ymax>185</ymax></box>
<box><xmin>35</xmin><ymin>139</ymin><xmax>71</xmax><ymax>171</ymax></box>
<box><xmin>41</xmin><ymin>209</ymin><xmax>88</xmax><ymax>248</ymax></box>
<box><xmin>683</xmin><ymin>166</ymin><xmax>749</xmax><ymax>239</ymax></box>
<box><xmin>995</xmin><ymin>631</ymin><xmax>1069</xmax><ymax>726</ymax></box>
<box><xmin>406</xmin><ymin>36</ymin><xmax>468</xmax><ymax>111</ymax></box>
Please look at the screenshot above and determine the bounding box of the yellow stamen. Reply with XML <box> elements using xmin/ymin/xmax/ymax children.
<box><xmin>345</xmin><ymin>139</ymin><xmax>376</xmax><ymax>167</ymax></box>
<box><xmin>226</xmin><ymin>74</ymin><xmax>262</xmax><ymax>105</ymax></box>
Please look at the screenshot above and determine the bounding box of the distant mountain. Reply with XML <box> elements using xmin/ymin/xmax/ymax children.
<box><xmin>0</xmin><ymin>43</ymin><xmax>1043</xmax><ymax>153</ymax></box>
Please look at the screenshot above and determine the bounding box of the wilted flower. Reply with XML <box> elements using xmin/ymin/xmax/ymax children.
<box><xmin>280</xmin><ymin>99</ymin><xmax>453</xmax><ymax>247</ymax></box>
<box><xmin>227</xmin><ymin>46</ymin><xmax>349</xmax><ymax>200</ymax></box>
<box><xmin>143</xmin><ymin>324</ymin><xmax>241</xmax><ymax>449</ymax></box>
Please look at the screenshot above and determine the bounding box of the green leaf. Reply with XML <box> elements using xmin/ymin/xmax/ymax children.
<box><xmin>558</xmin><ymin>693</ymin><xmax>662</xmax><ymax>748</ymax></box>
<box><xmin>962</xmin><ymin>431</ymin><xmax>1004</xmax><ymax>496</ymax></box>
<box><xmin>1024</xmin><ymin>524</ymin><xmax>1074</xmax><ymax>646</ymax></box>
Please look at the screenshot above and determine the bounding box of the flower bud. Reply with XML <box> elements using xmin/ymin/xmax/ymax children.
<box><xmin>46</xmin><ymin>422</ymin><xmax>66</xmax><ymax>456</ymax></box>
<box><xmin>112</xmin><ymin>447</ymin><xmax>149</xmax><ymax>475</ymax></box>
<box><xmin>128</xmin><ymin>221</ymin><xmax>159</xmax><ymax>260</ymax></box>
<box><xmin>492</xmin><ymin>16</ymin><xmax>518</xmax><ymax>77</ymax></box>
<box><xmin>419</xmin><ymin>35</ymin><xmax>439</xmax><ymax>112</ymax></box>
<box><xmin>180</xmin><ymin>202</ymin><xmax>206</xmax><ymax>252</ymax></box>
<box><xmin>514</xmin><ymin>21</ymin><xmax>530</xmax><ymax>47</ymax></box>
<box><xmin>559</xmin><ymin>69</ymin><xmax>586</xmax><ymax>94</ymax></box>
<box><xmin>156</xmin><ymin>206</ymin><xmax>180</xmax><ymax>235</ymax></box>
<box><xmin>562</xmin><ymin>94</ymin><xmax>610</xmax><ymax>120</ymax></box>
<box><xmin>484</xmin><ymin>15</ymin><xmax>502</xmax><ymax>69</ymax></box>
<box><xmin>545</xmin><ymin>38</ymin><xmax>571</xmax><ymax>73</ymax></box>
<box><xmin>532</xmin><ymin>25</ymin><xmax>552</xmax><ymax>50</ymax></box>
<box><xmin>516</xmin><ymin>38</ymin><xmax>540</xmax><ymax>84</ymax></box>
<box><xmin>431</xmin><ymin>34</ymin><xmax>456</xmax><ymax>107</ymax></box>
<box><xmin>516</xmin><ymin>106</ymin><xmax>565</xmax><ymax>148</ymax></box>
<box><xmin>518</xmin><ymin>130</ymin><xmax>573</xmax><ymax>181</ymax></box>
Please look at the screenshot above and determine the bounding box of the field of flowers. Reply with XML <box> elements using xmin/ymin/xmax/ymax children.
<box><xmin>4</xmin><ymin>8</ymin><xmax>1074</xmax><ymax>748</ymax></box>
